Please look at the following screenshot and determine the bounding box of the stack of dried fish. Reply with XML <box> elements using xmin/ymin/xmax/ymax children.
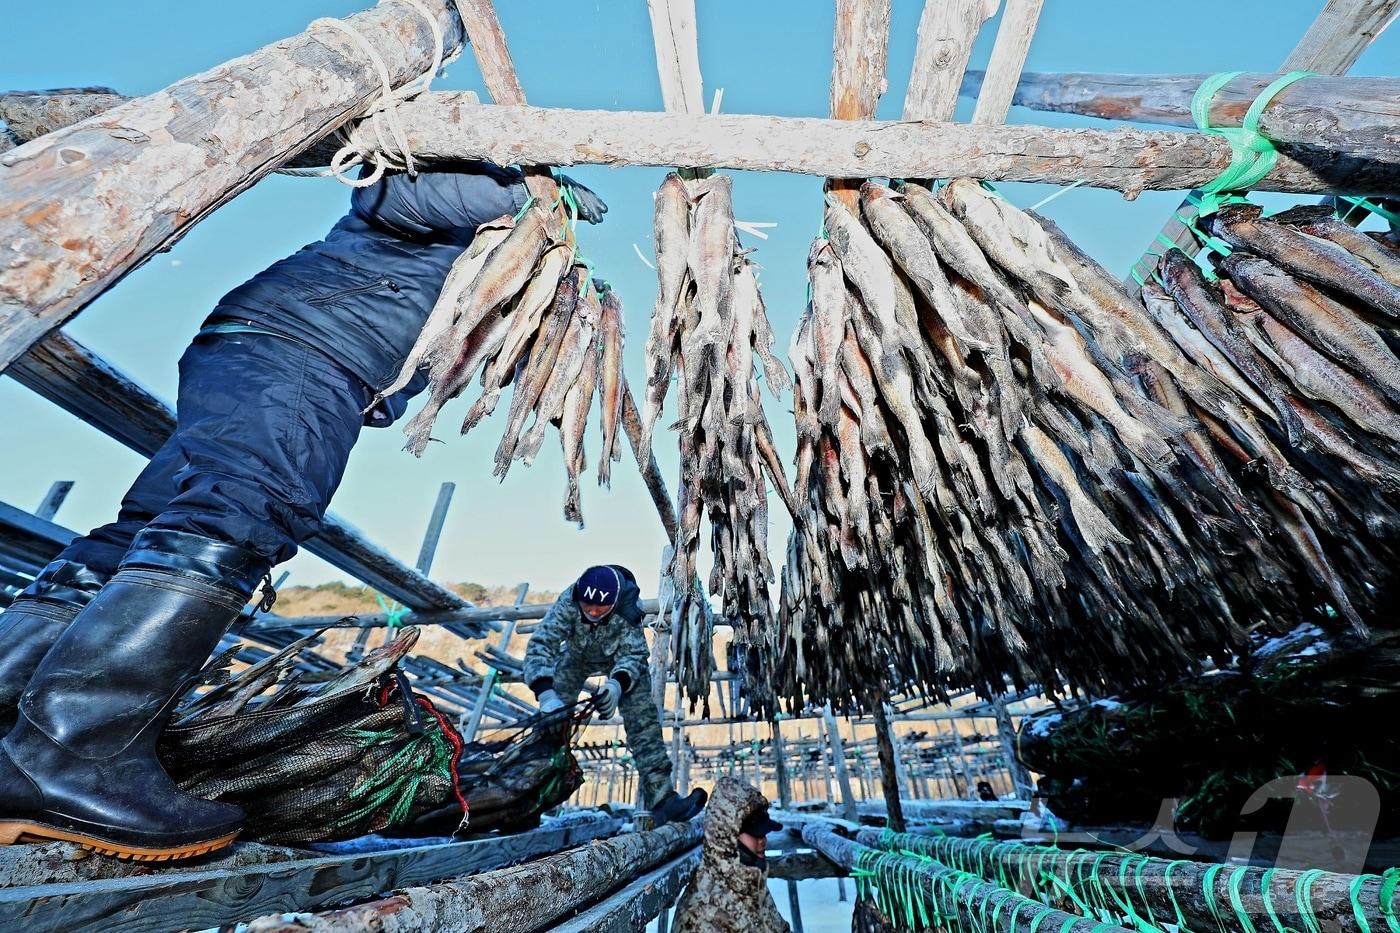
<box><xmin>160</xmin><ymin>628</ymin><xmax>465</xmax><ymax>844</ymax></box>
<box><xmin>639</xmin><ymin>172</ymin><xmax>794</xmax><ymax>713</ymax></box>
<box><xmin>370</xmin><ymin>205</ymin><xmax>626</xmax><ymax>526</ymax></box>
<box><xmin>776</xmin><ymin>178</ymin><xmax>1400</xmax><ymax>712</ymax></box>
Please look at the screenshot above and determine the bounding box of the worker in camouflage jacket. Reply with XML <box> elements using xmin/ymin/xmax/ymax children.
<box><xmin>673</xmin><ymin>777</ymin><xmax>789</xmax><ymax>933</ymax></box>
<box><xmin>525</xmin><ymin>565</ymin><xmax>706</xmax><ymax>825</ymax></box>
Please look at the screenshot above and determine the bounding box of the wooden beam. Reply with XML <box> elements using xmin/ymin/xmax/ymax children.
<box><xmin>0</xmin><ymin>0</ymin><xmax>467</xmax><ymax>373</ymax></box>
<box><xmin>551</xmin><ymin>850</ymin><xmax>699</xmax><ymax>933</ymax></box>
<box><xmin>958</xmin><ymin>71</ymin><xmax>1400</xmax><ymax>164</ymax></box>
<box><xmin>969</xmin><ymin>0</ymin><xmax>1045</xmax><ymax>124</ymax></box>
<box><xmin>243</xmin><ymin>821</ymin><xmax>703</xmax><ymax>932</ymax></box>
<box><xmin>452</xmin><ymin>0</ymin><xmax>560</xmax><ymax>210</ymax></box>
<box><xmin>828</xmin><ymin>0</ymin><xmax>893</xmax><ymax>209</ymax></box>
<box><xmin>247</xmin><ymin>598</ymin><xmax>663</xmax><ymax>633</ymax></box>
<box><xmin>5</xmin><ymin>331</ymin><xmax>480</xmax><ymax>618</ymax></box>
<box><xmin>872</xmin><ymin>700</ymin><xmax>906</xmax><ymax>833</ymax></box>
<box><xmin>903</xmin><ymin>0</ymin><xmax>1000</xmax><ymax>121</ymax></box>
<box><xmin>1124</xmin><ymin>0</ymin><xmax>1397</xmax><ymax>295</ymax></box>
<box><xmin>330</xmin><ymin>98</ymin><xmax>1399</xmax><ymax>195</ymax></box>
<box><xmin>646</xmin><ymin>0</ymin><xmax>705</xmax><ymax>115</ymax></box>
<box><xmin>0</xmin><ymin>816</ymin><xmax>622</xmax><ymax>933</ymax></box>
<box><xmin>1281</xmin><ymin>0</ymin><xmax>1399</xmax><ymax>71</ymax></box>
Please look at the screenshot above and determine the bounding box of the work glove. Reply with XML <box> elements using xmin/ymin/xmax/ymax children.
<box><xmin>537</xmin><ymin>689</ymin><xmax>565</xmax><ymax>713</ymax></box>
<box><xmin>593</xmin><ymin>678</ymin><xmax>623</xmax><ymax>718</ymax></box>
<box><xmin>555</xmin><ymin>173</ymin><xmax>608</xmax><ymax>224</ymax></box>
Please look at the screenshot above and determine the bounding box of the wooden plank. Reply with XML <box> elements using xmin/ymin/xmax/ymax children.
<box><xmin>903</xmin><ymin>0</ymin><xmax>1000</xmax><ymax>121</ymax></box>
<box><xmin>33</xmin><ymin>481</ymin><xmax>73</xmax><ymax>522</ymax></box>
<box><xmin>0</xmin><ymin>0</ymin><xmax>467</xmax><ymax>373</ymax></box>
<box><xmin>828</xmin><ymin>0</ymin><xmax>893</xmax><ymax>209</ymax></box>
<box><xmin>823</xmin><ymin>705</ymin><xmax>859</xmax><ymax>823</ymax></box>
<box><xmin>552</xmin><ymin>849</ymin><xmax>699</xmax><ymax>933</ymax></box>
<box><xmin>646</xmin><ymin>0</ymin><xmax>705</xmax><ymax>115</ymax></box>
<box><xmin>6</xmin><ymin>331</ymin><xmax>480</xmax><ymax>619</ymax></box>
<box><xmin>1124</xmin><ymin>0</ymin><xmax>1397</xmax><ymax>295</ymax></box>
<box><xmin>0</xmin><ymin>841</ymin><xmax>308</xmax><ymax>889</ymax></box>
<box><xmin>0</xmin><ymin>500</ymin><xmax>75</xmax><ymax>576</ymax></box>
<box><xmin>1281</xmin><ymin>0</ymin><xmax>1400</xmax><ymax>71</ymax></box>
<box><xmin>969</xmin><ymin>0</ymin><xmax>1045</xmax><ymax>125</ymax></box>
<box><xmin>452</xmin><ymin>0</ymin><xmax>560</xmax><ymax>210</ymax></box>
<box><xmin>872</xmin><ymin>700</ymin><xmax>906</xmax><ymax>833</ymax></box>
<box><xmin>0</xmin><ymin>816</ymin><xmax>623</xmax><ymax>933</ymax></box>
<box><xmin>243</xmin><ymin>821</ymin><xmax>703</xmax><ymax>932</ymax></box>
<box><xmin>956</xmin><ymin>71</ymin><xmax>1400</xmax><ymax>159</ymax></box>
<box><xmin>334</xmin><ymin>98</ymin><xmax>1398</xmax><ymax>195</ymax></box>
<box><xmin>249</xmin><ymin>598</ymin><xmax>663</xmax><ymax>634</ymax></box>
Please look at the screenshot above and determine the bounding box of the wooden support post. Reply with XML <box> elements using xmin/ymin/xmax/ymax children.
<box><xmin>994</xmin><ymin>697</ymin><xmax>1033</xmax><ymax>799</ymax></box>
<box><xmin>872</xmin><ymin>699</ymin><xmax>906</xmax><ymax>833</ymax></box>
<box><xmin>904</xmin><ymin>0</ymin><xmax>1000</xmax><ymax>121</ymax></box>
<box><xmin>0</xmin><ymin>0</ymin><xmax>467</xmax><ymax>373</ymax></box>
<box><xmin>786</xmin><ymin>878</ymin><xmax>806</xmax><ymax>933</ymax></box>
<box><xmin>33</xmin><ymin>481</ymin><xmax>73</xmax><ymax>522</ymax></box>
<box><xmin>646</xmin><ymin>0</ymin><xmax>705</xmax><ymax>116</ymax></box>
<box><xmin>970</xmin><ymin>0</ymin><xmax>1045</xmax><ymax>125</ymax></box>
<box><xmin>827</xmin><ymin>0</ymin><xmax>893</xmax><ymax>210</ymax></box>
<box><xmin>772</xmin><ymin>718</ymin><xmax>793</xmax><ymax>809</ymax></box>
<box><xmin>461</xmin><ymin>583</ymin><xmax>527</xmax><ymax>743</ymax></box>
<box><xmin>1124</xmin><ymin>0</ymin><xmax>1398</xmax><ymax>295</ymax></box>
<box><xmin>451</xmin><ymin>0</ymin><xmax>561</xmax><ymax>213</ymax></box>
<box><xmin>414</xmin><ymin>482</ymin><xmax>456</xmax><ymax>577</ymax></box>
<box><xmin>823</xmin><ymin>705</ymin><xmax>859</xmax><ymax>822</ymax></box>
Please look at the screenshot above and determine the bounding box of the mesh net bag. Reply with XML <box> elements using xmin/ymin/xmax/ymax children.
<box><xmin>158</xmin><ymin>629</ymin><xmax>466</xmax><ymax>845</ymax></box>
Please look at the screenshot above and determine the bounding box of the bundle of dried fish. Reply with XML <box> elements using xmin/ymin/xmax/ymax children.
<box><xmin>160</xmin><ymin>628</ymin><xmax>466</xmax><ymax>844</ymax></box>
<box><xmin>371</xmin><ymin>202</ymin><xmax>626</xmax><ymax>526</ymax></box>
<box><xmin>775</xmin><ymin>179</ymin><xmax>1400</xmax><ymax>713</ymax></box>
<box><xmin>639</xmin><ymin>172</ymin><xmax>793</xmax><ymax>713</ymax></box>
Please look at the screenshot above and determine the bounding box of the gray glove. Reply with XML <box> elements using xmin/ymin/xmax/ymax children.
<box><xmin>555</xmin><ymin>173</ymin><xmax>608</xmax><ymax>224</ymax></box>
<box><xmin>538</xmin><ymin>689</ymin><xmax>565</xmax><ymax>713</ymax></box>
<box><xmin>594</xmin><ymin>678</ymin><xmax>623</xmax><ymax>718</ymax></box>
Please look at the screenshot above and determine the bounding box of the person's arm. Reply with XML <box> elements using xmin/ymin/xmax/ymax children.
<box><xmin>608</xmin><ymin>621</ymin><xmax>650</xmax><ymax>697</ymax></box>
<box><xmin>523</xmin><ymin>592</ymin><xmax>573</xmax><ymax>698</ymax></box>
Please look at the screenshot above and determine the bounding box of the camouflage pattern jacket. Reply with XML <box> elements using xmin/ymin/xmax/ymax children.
<box><xmin>522</xmin><ymin>576</ymin><xmax>649</xmax><ymax>696</ymax></box>
<box><xmin>672</xmin><ymin>778</ymin><xmax>790</xmax><ymax>933</ymax></box>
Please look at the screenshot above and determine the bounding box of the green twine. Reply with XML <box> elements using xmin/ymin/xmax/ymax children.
<box><xmin>1258</xmin><ymin>868</ymin><xmax>1286</xmax><ymax>933</ymax></box>
<box><xmin>1296</xmin><ymin>868</ymin><xmax>1326</xmax><ymax>933</ymax></box>
<box><xmin>1202</xmin><ymin>863</ymin><xmax>1228</xmax><ymax>932</ymax></box>
<box><xmin>1162</xmin><ymin>861</ymin><xmax>1192</xmax><ymax>933</ymax></box>
<box><xmin>1381</xmin><ymin>868</ymin><xmax>1400</xmax><ymax>933</ymax></box>
<box><xmin>511</xmin><ymin>193</ymin><xmax>537</xmax><ymax>222</ymax></box>
<box><xmin>1227</xmin><ymin>866</ymin><xmax>1259</xmax><ymax>933</ymax></box>
<box><xmin>1352</xmin><ymin>875</ymin><xmax>1375</xmax><ymax>933</ymax></box>
<box><xmin>374</xmin><ymin>592</ymin><xmax>409</xmax><ymax>629</ymax></box>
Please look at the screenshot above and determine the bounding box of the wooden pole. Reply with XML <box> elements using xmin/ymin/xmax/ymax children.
<box><xmin>451</xmin><ymin>0</ymin><xmax>561</xmax><ymax>212</ymax></box>
<box><xmin>772</xmin><ymin>719</ymin><xmax>793</xmax><ymax>809</ymax></box>
<box><xmin>338</xmin><ymin>98</ymin><xmax>1399</xmax><ymax>195</ymax></box>
<box><xmin>957</xmin><ymin>70</ymin><xmax>1400</xmax><ymax>165</ymax></box>
<box><xmin>33</xmin><ymin>481</ymin><xmax>73</xmax><ymax>522</ymax></box>
<box><xmin>871</xmin><ymin>700</ymin><xmax>906</xmax><ymax>832</ymax></box>
<box><xmin>822</xmin><ymin>705</ymin><xmax>859</xmax><ymax>822</ymax></box>
<box><xmin>0</xmin><ymin>0</ymin><xmax>467</xmax><ymax>373</ymax></box>
<box><xmin>646</xmin><ymin>0</ymin><xmax>705</xmax><ymax>116</ymax></box>
<box><xmin>244</xmin><ymin>822</ymin><xmax>703</xmax><ymax>933</ymax></box>
<box><xmin>994</xmin><ymin>697</ymin><xmax>1034</xmax><ymax>799</ymax></box>
<box><xmin>969</xmin><ymin>0</ymin><xmax>1045</xmax><ymax>125</ymax></box>
<box><xmin>903</xmin><ymin>0</ymin><xmax>1000</xmax><ymax>121</ymax></box>
<box><xmin>1124</xmin><ymin>0</ymin><xmax>1397</xmax><ymax>295</ymax></box>
<box><xmin>827</xmin><ymin>0</ymin><xmax>893</xmax><ymax>210</ymax></box>
<box><xmin>785</xmin><ymin>879</ymin><xmax>806</xmax><ymax>933</ymax></box>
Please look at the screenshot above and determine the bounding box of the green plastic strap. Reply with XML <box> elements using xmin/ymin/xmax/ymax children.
<box><xmin>1353</xmin><ymin>875</ymin><xmax>1376</xmax><ymax>933</ymax></box>
<box><xmin>1296</xmin><ymin>868</ymin><xmax>1326</xmax><ymax>933</ymax></box>
<box><xmin>1161</xmin><ymin>861</ymin><xmax>1192</xmax><ymax>932</ymax></box>
<box><xmin>511</xmin><ymin>193</ymin><xmax>537</xmax><ymax>222</ymax></box>
<box><xmin>1380</xmin><ymin>868</ymin><xmax>1400</xmax><ymax>933</ymax></box>
<box><xmin>1258</xmin><ymin>868</ymin><xmax>1286</xmax><ymax>933</ymax></box>
<box><xmin>1339</xmin><ymin>196</ymin><xmax>1400</xmax><ymax>229</ymax></box>
<box><xmin>1190</xmin><ymin>70</ymin><xmax>1315</xmax><ymax>206</ymax></box>
<box><xmin>1228</xmin><ymin>866</ymin><xmax>1259</xmax><ymax>933</ymax></box>
<box><xmin>1203</xmin><ymin>863</ymin><xmax>1228</xmax><ymax>931</ymax></box>
<box><xmin>374</xmin><ymin>593</ymin><xmax>408</xmax><ymax>629</ymax></box>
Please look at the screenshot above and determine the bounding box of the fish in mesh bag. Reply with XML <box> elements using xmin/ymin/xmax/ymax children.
<box><xmin>158</xmin><ymin>626</ymin><xmax>467</xmax><ymax>845</ymax></box>
<box><xmin>391</xmin><ymin>700</ymin><xmax>593</xmax><ymax>838</ymax></box>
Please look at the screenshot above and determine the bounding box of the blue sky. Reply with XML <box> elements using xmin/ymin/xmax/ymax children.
<box><xmin>3</xmin><ymin>1</ymin><xmax>1396</xmax><ymax>595</ymax></box>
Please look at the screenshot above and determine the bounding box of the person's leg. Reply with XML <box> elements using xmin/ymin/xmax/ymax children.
<box><xmin>618</xmin><ymin>666</ymin><xmax>676</xmax><ymax>809</ymax></box>
<box><xmin>0</xmin><ymin>333</ymin><xmax>370</xmax><ymax>859</ymax></box>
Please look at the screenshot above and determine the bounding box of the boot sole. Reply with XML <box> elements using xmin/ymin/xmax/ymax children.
<box><xmin>0</xmin><ymin>820</ymin><xmax>239</xmax><ymax>861</ymax></box>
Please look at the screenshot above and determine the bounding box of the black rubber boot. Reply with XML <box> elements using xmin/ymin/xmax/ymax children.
<box><xmin>0</xmin><ymin>559</ymin><xmax>110</xmax><ymax>732</ymax></box>
<box><xmin>0</xmin><ymin>530</ymin><xmax>265</xmax><ymax>861</ymax></box>
<box><xmin>653</xmin><ymin>787</ymin><xmax>708</xmax><ymax>827</ymax></box>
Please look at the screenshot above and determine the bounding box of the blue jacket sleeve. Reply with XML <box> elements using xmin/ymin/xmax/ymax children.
<box><xmin>351</xmin><ymin>163</ymin><xmax>528</xmax><ymax>241</ymax></box>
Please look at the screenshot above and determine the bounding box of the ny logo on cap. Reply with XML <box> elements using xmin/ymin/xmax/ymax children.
<box><xmin>581</xmin><ymin>586</ymin><xmax>612</xmax><ymax>602</ymax></box>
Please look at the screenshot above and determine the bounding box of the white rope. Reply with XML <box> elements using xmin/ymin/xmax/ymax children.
<box><xmin>301</xmin><ymin>0</ymin><xmax>450</xmax><ymax>186</ymax></box>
